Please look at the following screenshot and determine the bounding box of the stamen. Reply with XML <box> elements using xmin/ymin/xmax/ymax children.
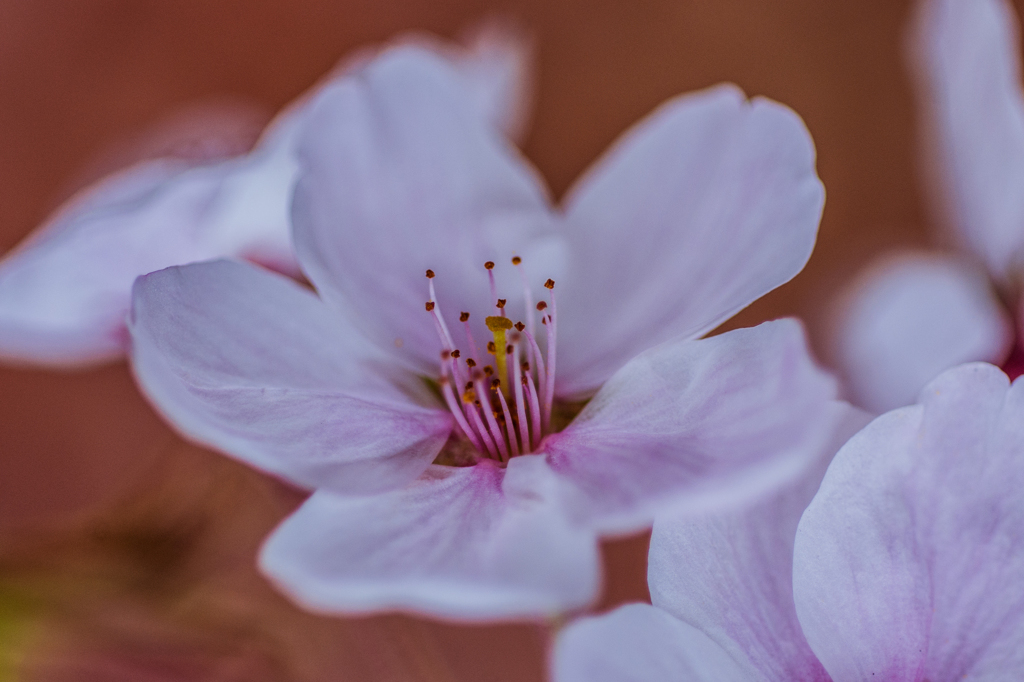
<box><xmin>464</xmin><ymin>397</ymin><xmax>499</xmax><ymax>459</ymax></box>
<box><xmin>472</xmin><ymin>368</ymin><xmax>508</xmax><ymax>461</ymax></box>
<box><xmin>496</xmin><ymin>298</ymin><xmax>507</xmax><ymax>317</ymax></box>
<box><xmin>523</xmin><ymin>371</ymin><xmax>542</xmax><ymax>451</ymax></box>
<box><xmin>543</xmin><ymin>283</ymin><xmax>558</xmax><ymax>433</ymax></box>
<box><xmin>521</xmin><ymin>329</ymin><xmax>548</xmax><ymax>423</ymax></box>
<box><xmin>486</xmin><ymin>315</ymin><xmax>514</xmax><ymax>401</ymax></box>
<box><xmin>510</xmin><ymin>334</ymin><xmax>532</xmax><ymax>452</ymax></box>
<box><xmin>439</xmin><ymin>374</ymin><xmax>483</xmax><ymax>455</ymax></box>
<box><xmin>485</xmin><ymin>261</ymin><xmax>498</xmax><ymax>308</ymax></box>
<box><xmin>425</xmin><ymin>271</ymin><xmax>455</xmax><ymax>349</ymax></box>
<box><xmin>492</xmin><ymin>379</ymin><xmax>520</xmax><ymax>457</ymax></box>
<box><xmin>513</xmin><ymin>256</ymin><xmax>536</xmax><ymax>354</ymax></box>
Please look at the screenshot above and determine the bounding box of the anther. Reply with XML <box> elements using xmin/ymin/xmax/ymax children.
<box><xmin>491</xmin><ymin>378</ymin><xmax>501</xmax><ymax>388</ymax></box>
<box><xmin>487</xmin><ymin>341</ymin><xmax>497</xmax><ymax>353</ymax></box>
<box><xmin>544</xmin><ymin>279</ymin><xmax>555</xmax><ymax>289</ymax></box>
<box><xmin>511</xmin><ymin>256</ymin><xmax>522</xmax><ymax>265</ymax></box>
<box><xmin>514</xmin><ymin>321</ymin><xmax>525</xmax><ymax>332</ymax></box>
<box><xmin>460</xmin><ymin>312</ymin><xmax>470</xmax><ymax>322</ymax></box>
<box><xmin>496</xmin><ymin>298</ymin><xmax>507</xmax><ymax>309</ymax></box>
<box><xmin>425</xmin><ymin>269</ymin><xmax>435</xmax><ymax>279</ymax></box>
<box><xmin>506</xmin><ymin>345</ymin><xmax>513</xmax><ymax>355</ymax></box>
<box><xmin>484</xmin><ymin>261</ymin><xmax>495</xmax><ymax>270</ymax></box>
<box><xmin>451</xmin><ymin>349</ymin><xmax>461</xmax><ymax>358</ymax></box>
<box><xmin>425</xmin><ymin>301</ymin><xmax>435</xmax><ymax>312</ymax></box>
<box><xmin>483</xmin><ymin>366</ymin><xmax>494</xmax><ymax>376</ymax></box>
<box><xmin>537</xmin><ymin>301</ymin><xmax>548</xmax><ymax>311</ymax></box>
<box><xmin>441</xmin><ymin>350</ymin><xmax>451</xmax><ymax>360</ymax></box>
<box><xmin>466</xmin><ymin>358</ymin><xmax>477</xmax><ymax>367</ymax></box>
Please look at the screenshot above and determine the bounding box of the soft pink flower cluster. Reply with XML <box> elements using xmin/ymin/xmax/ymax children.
<box><xmin>1</xmin><ymin>0</ymin><xmax>1023</xmax><ymax>678</ymax></box>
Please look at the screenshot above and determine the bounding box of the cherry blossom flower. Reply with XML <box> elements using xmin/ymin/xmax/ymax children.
<box><xmin>555</xmin><ymin>362</ymin><xmax>1024</xmax><ymax>681</ymax></box>
<box><xmin>830</xmin><ymin>0</ymin><xmax>1024</xmax><ymax>412</ymax></box>
<box><xmin>128</xmin><ymin>45</ymin><xmax>840</xmax><ymax>620</ymax></box>
<box><xmin>0</xmin><ymin>22</ymin><xmax>531</xmax><ymax>367</ymax></box>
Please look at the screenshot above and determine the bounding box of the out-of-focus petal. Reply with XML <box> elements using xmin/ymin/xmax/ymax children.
<box><xmin>647</xmin><ymin>402</ymin><xmax>868</xmax><ymax>682</ymax></box>
<box><xmin>542</xmin><ymin>319</ymin><xmax>839</xmax><ymax>535</ymax></box>
<box><xmin>793</xmin><ymin>363</ymin><xmax>1024</xmax><ymax>680</ymax></box>
<box><xmin>451</xmin><ymin>19</ymin><xmax>535</xmax><ymax>143</ymax></box>
<box><xmin>552</xmin><ymin>604</ymin><xmax>753</xmax><ymax>682</ymax></box>
<box><xmin>259</xmin><ymin>456</ymin><xmax>600</xmax><ymax>621</ymax></box>
<box><xmin>292</xmin><ymin>46</ymin><xmax>563</xmax><ymax>374</ymax></box>
<box><xmin>555</xmin><ymin>85</ymin><xmax>824</xmax><ymax>396</ymax></box>
<box><xmin>0</xmin><ymin>161</ymin><xmax>240</xmax><ymax>366</ymax></box>
<box><xmin>322</xmin><ymin>19</ymin><xmax>535</xmax><ymax>143</ymax></box>
<box><xmin>129</xmin><ymin>259</ymin><xmax>452</xmax><ymax>494</ymax></box>
<box><xmin>830</xmin><ymin>251</ymin><xmax>1012</xmax><ymax>413</ymax></box>
<box><xmin>911</xmin><ymin>0</ymin><xmax>1024</xmax><ymax>282</ymax></box>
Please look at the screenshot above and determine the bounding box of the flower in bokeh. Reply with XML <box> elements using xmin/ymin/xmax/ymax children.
<box><xmin>830</xmin><ymin>0</ymin><xmax>1024</xmax><ymax>412</ymax></box>
<box><xmin>0</xmin><ymin>21</ymin><xmax>531</xmax><ymax>367</ymax></box>
<box><xmin>129</xmin><ymin>46</ymin><xmax>838</xmax><ymax>620</ymax></box>
<box><xmin>555</xmin><ymin>362</ymin><xmax>1024</xmax><ymax>681</ymax></box>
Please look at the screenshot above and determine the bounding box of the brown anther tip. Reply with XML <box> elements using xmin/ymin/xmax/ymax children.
<box><xmin>465</xmin><ymin>382</ymin><xmax>474</xmax><ymax>391</ymax></box>
<box><xmin>484</xmin><ymin>261</ymin><xmax>495</xmax><ymax>270</ymax></box>
<box><xmin>466</xmin><ymin>358</ymin><xmax>477</xmax><ymax>367</ymax></box>
<box><xmin>511</xmin><ymin>256</ymin><xmax>522</xmax><ymax>265</ymax></box>
<box><xmin>425</xmin><ymin>301</ymin><xmax>435</xmax><ymax>312</ymax></box>
<box><xmin>440</xmin><ymin>349</ymin><xmax>451</xmax><ymax>360</ymax></box>
<box><xmin>496</xmin><ymin>298</ymin><xmax>507</xmax><ymax>308</ymax></box>
<box><xmin>544</xmin><ymin>279</ymin><xmax>555</xmax><ymax>289</ymax></box>
<box><xmin>483</xmin><ymin>366</ymin><xmax>494</xmax><ymax>376</ymax></box>
<box><xmin>506</xmin><ymin>344</ymin><xmax>513</xmax><ymax>355</ymax></box>
<box><xmin>536</xmin><ymin>301</ymin><xmax>548</xmax><ymax>311</ymax></box>
<box><xmin>541</xmin><ymin>317</ymin><xmax>547</xmax><ymax>325</ymax></box>
<box><xmin>425</xmin><ymin>269</ymin><xmax>435</xmax><ymax>279</ymax></box>
<box><xmin>514</xmin><ymin>321</ymin><xmax>525</xmax><ymax>332</ymax></box>
<box><xmin>486</xmin><ymin>341</ymin><xmax>497</xmax><ymax>353</ymax></box>
<box><xmin>451</xmin><ymin>349</ymin><xmax>461</xmax><ymax>358</ymax></box>
<box><xmin>459</xmin><ymin>312</ymin><xmax>470</xmax><ymax>322</ymax></box>
<box><xmin>522</xmin><ymin>362</ymin><xmax>531</xmax><ymax>372</ymax></box>
<box><xmin>509</xmin><ymin>331</ymin><xmax>521</xmax><ymax>344</ymax></box>
<box><xmin>491</xmin><ymin>378</ymin><xmax>501</xmax><ymax>388</ymax></box>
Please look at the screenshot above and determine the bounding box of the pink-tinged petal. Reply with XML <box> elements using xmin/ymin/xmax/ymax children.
<box><xmin>292</xmin><ymin>46</ymin><xmax>563</xmax><ymax>374</ymax></box>
<box><xmin>129</xmin><ymin>259</ymin><xmax>452</xmax><ymax>494</ymax></box>
<box><xmin>794</xmin><ymin>363</ymin><xmax>1024</xmax><ymax>681</ymax></box>
<box><xmin>0</xmin><ymin>160</ymin><xmax>240</xmax><ymax>366</ymax></box>
<box><xmin>647</xmin><ymin>403</ymin><xmax>867</xmax><ymax>682</ymax></box>
<box><xmin>259</xmin><ymin>456</ymin><xmax>600</xmax><ymax>621</ymax></box>
<box><xmin>911</xmin><ymin>0</ymin><xmax>1024</xmax><ymax>282</ymax></box>
<box><xmin>830</xmin><ymin>251</ymin><xmax>1012</xmax><ymax>413</ymax></box>
<box><xmin>552</xmin><ymin>604</ymin><xmax>753</xmax><ymax>682</ymax></box>
<box><xmin>555</xmin><ymin>85</ymin><xmax>824</xmax><ymax>396</ymax></box>
<box><xmin>543</xmin><ymin>319</ymin><xmax>839</xmax><ymax>535</ymax></box>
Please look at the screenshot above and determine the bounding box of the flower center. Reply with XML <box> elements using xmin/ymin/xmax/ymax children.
<box><xmin>425</xmin><ymin>257</ymin><xmax>557</xmax><ymax>463</ymax></box>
